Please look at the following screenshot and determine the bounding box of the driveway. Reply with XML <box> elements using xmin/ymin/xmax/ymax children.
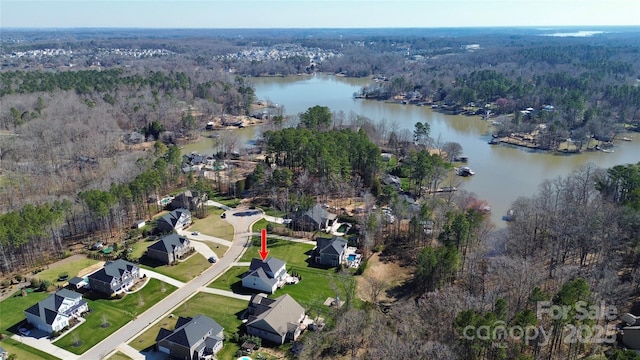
<box><xmin>139</xmin><ymin>268</ymin><xmax>185</xmax><ymax>289</ymax></box>
<box><xmin>12</xmin><ymin>329</ymin><xmax>80</xmax><ymax>360</ymax></box>
<box><xmin>80</xmin><ymin>207</ymin><xmax>263</xmax><ymax>360</ymax></box>
<box><xmin>189</xmin><ymin>240</ymin><xmax>218</xmax><ymax>261</ymax></box>
<box><xmin>205</xmin><ymin>200</ymin><xmax>232</xmax><ymax>211</ymax></box>
<box><xmin>177</xmin><ymin>229</ymin><xmax>232</xmax><ymax>247</ymax></box>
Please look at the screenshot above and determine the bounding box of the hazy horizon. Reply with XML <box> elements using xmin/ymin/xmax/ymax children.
<box><xmin>2</xmin><ymin>1</ymin><xmax>639</xmax><ymax>29</ymax></box>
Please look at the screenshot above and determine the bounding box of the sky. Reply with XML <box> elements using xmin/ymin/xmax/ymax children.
<box><xmin>2</xmin><ymin>0</ymin><xmax>639</xmax><ymax>29</ymax></box>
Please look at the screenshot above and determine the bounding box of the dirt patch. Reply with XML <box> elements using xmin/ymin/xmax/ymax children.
<box><xmin>77</xmin><ymin>261</ymin><xmax>106</xmax><ymax>277</ymax></box>
<box><xmin>356</xmin><ymin>253</ymin><xmax>413</xmax><ymax>304</ymax></box>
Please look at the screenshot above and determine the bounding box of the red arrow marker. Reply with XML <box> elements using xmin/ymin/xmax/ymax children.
<box><xmin>259</xmin><ymin>229</ymin><xmax>269</xmax><ymax>261</ymax></box>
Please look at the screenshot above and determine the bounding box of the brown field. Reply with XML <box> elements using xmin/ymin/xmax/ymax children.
<box><xmin>356</xmin><ymin>253</ymin><xmax>413</xmax><ymax>304</ymax></box>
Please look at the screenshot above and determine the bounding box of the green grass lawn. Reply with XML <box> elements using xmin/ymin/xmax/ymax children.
<box><xmin>202</xmin><ymin>241</ymin><xmax>229</xmax><ymax>258</ymax></box>
<box><xmin>261</xmin><ymin>207</ymin><xmax>287</xmax><ymax>217</ymax></box>
<box><xmin>128</xmin><ymin>239</ymin><xmax>154</xmax><ymax>260</ymax></box>
<box><xmin>0</xmin><ymin>290</ymin><xmax>50</xmax><ymax>335</ymax></box>
<box><xmin>210</xmin><ymin>195</ymin><xmax>241</xmax><ymax>208</ymax></box>
<box><xmin>208</xmin><ymin>266</ymin><xmax>249</xmax><ymax>292</ymax></box>
<box><xmin>55</xmin><ymin>279</ymin><xmax>176</xmax><ymax>354</ymax></box>
<box><xmin>139</xmin><ymin>253</ymin><xmax>210</xmax><ymax>282</ymax></box>
<box><xmin>130</xmin><ymin>293</ymin><xmax>246</xmax><ymax>360</ymax></box>
<box><xmin>251</xmin><ymin>218</ymin><xmax>269</xmax><ymax>233</ymax></box>
<box><xmin>107</xmin><ymin>351</ymin><xmax>133</xmax><ymax>360</ymax></box>
<box><xmin>189</xmin><ymin>207</ymin><xmax>235</xmax><ymax>241</ymax></box>
<box><xmin>0</xmin><ymin>338</ymin><xmax>60</xmax><ymax>360</ymax></box>
<box><xmin>238</xmin><ymin>238</ymin><xmax>314</xmax><ymax>267</ymax></box>
<box><xmin>32</xmin><ymin>257</ymin><xmax>100</xmax><ymax>284</ymax></box>
<box><xmin>273</xmin><ymin>266</ymin><xmax>347</xmax><ymax>315</ymax></box>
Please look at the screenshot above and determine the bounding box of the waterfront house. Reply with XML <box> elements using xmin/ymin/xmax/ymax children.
<box><xmin>24</xmin><ymin>289</ymin><xmax>88</xmax><ymax>334</ymax></box>
<box><xmin>245</xmin><ymin>293</ymin><xmax>306</xmax><ymax>345</ymax></box>
<box><xmin>156</xmin><ymin>314</ymin><xmax>224</xmax><ymax>359</ymax></box>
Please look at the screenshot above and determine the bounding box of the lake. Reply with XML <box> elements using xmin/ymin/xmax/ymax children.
<box><xmin>191</xmin><ymin>74</ymin><xmax>640</xmax><ymax>228</ymax></box>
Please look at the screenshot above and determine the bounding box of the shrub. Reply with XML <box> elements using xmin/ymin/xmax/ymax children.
<box><xmin>39</xmin><ymin>279</ymin><xmax>52</xmax><ymax>291</ymax></box>
<box><xmin>15</xmin><ymin>274</ymin><xmax>23</xmax><ymax>282</ymax></box>
<box><xmin>30</xmin><ymin>278</ymin><xmax>41</xmax><ymax>289</ymax></box>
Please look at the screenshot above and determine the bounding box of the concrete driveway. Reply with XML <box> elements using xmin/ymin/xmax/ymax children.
<box><xmin>177</xmin><ymin>229</ymin><xmax>232</xmax><ymax>247</ymax></box>
<box><xmin>81</xmin><ymin>206</ymin><xmax>263</xmax><ymax>360</ymax></box>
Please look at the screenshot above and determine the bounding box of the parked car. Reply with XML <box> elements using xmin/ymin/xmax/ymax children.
<box><xmin>192</xmin><ymin>231</ymin><xmax>200</xmax><ymax>236</ymax></box>
<box><xmin>208</xmin><ymin>256</ymin><xmax>217</xmax><ymax>263</ymax></box>
<box><xmin>221</xmin><ymin>213</ymin><xmax>226</xmax><ymax>219</ymax></box>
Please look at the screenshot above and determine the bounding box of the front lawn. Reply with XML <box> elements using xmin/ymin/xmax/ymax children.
<box><xmin>203</xmin><ymin>242</ymin><xmax>229</xmax><ymax>258</ymax></box>
<box><xmin>210</xmin><ymin>195</ymin><xmax>242</xmax><ymax>208</ymax></box>
<box><xmin>0</xmin><ymin>290</ymin><xmax>50</xmax><ymax>335</ymax></box>
<box><xmin>0</xmin><ymin>338</ymin><xmax>60</xmax><ymax>360</ymax></box>
<box><xmin>55</xmin><ymin>279</ymin><xmax>176</xmax><ymax>354</ymax></box>
<box><xmin>189</xmin><ymin>207</ymin><xmax>235</xmax><ymax>241</ymax></box>
<box><xmin>32</xmin><ymin>256</ymin><xmax>100</xmax><ymax>284</ymax></box>
<box><xmin>238</xmin><ymin>238</ymin><xmax>314</xmax><ymax>267</ymax></box>
<box><xmin>139</xmin><ymin>253</ymin><xmax>210</xmax><ymax>282</ymax></box>
<box><xmin>130</xmin><ymin>293</ymin><xmax>246</xmax><ymax>360</ymax></box>
<box><xmin>208</xmin><ymin>266</ymin><xmax>249</xmax><ymax>293</ymax></box>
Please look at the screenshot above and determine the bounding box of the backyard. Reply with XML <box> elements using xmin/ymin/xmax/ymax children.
<box><xmin>189</xmin><ymin>207</ymin><xmax>235</xmax><ymax>241</ymax></box>
<box><xmin>130</xmin><ymin>293</ymin><xmax>247</xmax><ymax>360</ymax></box>
<box><xmin>55</xmin><ymin>279</ymin><xmax>176</xmax><ymax>354</ymax></box>
<box><xmin>238</xmin><ymin>238</ymin><xmax>314</xmax><ymax>266</ymax></box>
<box><xmin>139</xmin><ymin>253</ymin><xmax>210</xmax><ymax>282</ymax></box>
<box><xmin>29</xmin><ymin>255</ymin><xmax>101</xmax><ymax>284</ymax></box>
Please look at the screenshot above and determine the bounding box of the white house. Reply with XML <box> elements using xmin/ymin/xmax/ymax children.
<box><xmin>242</xmin><ymin>258</ymin><xmax>287</xmax><ymax>294</ymax></box>
<box><xmin>24</xmin><ymin>289</ymin><xmax>88</xmax><ymax>334</ymax></box>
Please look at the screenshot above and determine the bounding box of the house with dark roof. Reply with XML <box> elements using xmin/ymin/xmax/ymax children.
<box><xmin>157</xmin><ymin>208</ymin><xmax>191</xmax><ymax>232</ymax></box>
<box><xmin>294</xmin><ymin>204</ymin><xmax>337</xmax><ymax>232</ymax></box>
<box><xmin>246</xmin><ymin>293</ymin><xmax>306</xmax><ymax>345</ymax></box>
<box><xmin>24</xmin><ymin>289</ymin><xmax>88</xmax><ymax>334</ymax></box>
<box><xmin>68</xmin><ymin>276</ymin><xmax>88</xmax><ymax>290</ymax></box>
<box><xmin>169</xmin><ymin>190</ymin><xmax>207</xmax><ymax>212</ymax></box>
<box><xmin>147</xmin><ymin>234</ymin><xmax>192</xmax><ymax>264</ymax></box>
<box><xmin>241</xmin><ymin>258</ymin><xmax>287</xmax><ymax>294</ymax></box>
<box><xmin>314</xmin><ymin>236</ymin><xmax>348</xmax><ymax>267</ymax></box>
<box><xmin>156</xmin><ymin>314</ymin><xmax>224</xmax><ymax>360</ymax></box>
<box><xmin>87</xmin><ymin>259</ymin><xmax>140</xmax><ymax>295</ymax></box>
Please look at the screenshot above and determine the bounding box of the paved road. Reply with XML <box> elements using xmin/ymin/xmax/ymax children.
<box><xmin>81</xmin><ymin>208</ymin><xmax>262</xmax><ymax>360</ymax></box>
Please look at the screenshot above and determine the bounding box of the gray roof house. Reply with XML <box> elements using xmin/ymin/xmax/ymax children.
<box><xmin>246</xmin><ymin>293</ymin><xmax>306</xmax><ymax>345</ymax></box>
<box><xmin>87</xmin><ymin>259</ymin><xmax>140</xmax><ymax>296</ymax></box>
<box><xmin>157</xmin><ymin>208</ymin><xmax>192</xmax><ymax>232</ymax></box>
<box><xmin>169</xmin><ymin>190</ymin><xmax>207</xmax><ymax>212</ymax></box>
<box><xmin>156</xmin><ymin>314</ymin><xmax>224</xmax><ymax>360</ymax></box>
<box><xmin>314</xmin><ymin>236</ymin><xmax>348</xmax><ymax>267</ymax></box>
<box><xmin>242</xmin><ymin>258</ymin><xmax>287</xmax><ymax>294</ymax></box>
<box><xmin>294</xmin><ymin>204</ymin><xmax>337</xmax><ymax>232</ymax></box>
<box><xmin>24</xmin><ymin>289</ymin><xmax>88</xmax><ymax>334</ymax></box>
<box><xmin>147</xmin><ymin>234</ymin><xmax>192</xmax><ymax>264</ymax></box>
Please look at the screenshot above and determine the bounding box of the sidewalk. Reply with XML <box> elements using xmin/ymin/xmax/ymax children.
<box><xmin>116</xmin><ymin>344</ymin><xmax>145</xmax><ymax>360</ymax></box>
<box><xmin>198</xmin><ymin>287</ymin><xmax>251</xmax><ymax>301</ymax></box>
<box><xmin>205</xmin><ymin>200</ymin><xmax>232</xmax><ymax>211</ymax></box>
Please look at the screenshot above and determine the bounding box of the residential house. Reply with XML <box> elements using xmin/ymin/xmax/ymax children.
<box><xmin>169</xmin><ymin>190</ymin><xmax>207</xmax><ymax>212</ymax></box>
<box><xmin>314</xmin><ymin>236</ymin><xmax>348</xmax><ymax>267</ymax></box>
<box><xmin>0</xmin><ymin>345</ymin><xmax>7</xmax><ymax>360</ymax></box>
<box><xmin>156</xmin><ymin>314</ymin><xmax>224</xmax><ymax>360</ymax></box>
<box><xmin>87</xmin><ymin>259</ymin><xmax>140</xmax><ymax>295</ymax></box>
<box><xmin>242</xmin><ymin>258</ymin><xmax>287</xmax><ymax>294</ymax></box>
<box><xmin>157</xmin><ymin>208</ymin><xmax>192</xmax><ymax>232</ymax></box>
<box><xmin>381</xmin><ymin>174</ymin><xmax>402</xmax><ymax>191</ymax></box>
<box><xmin>147</xmin><ymin>234</ymin><xmax>192</xmax><ymax>264</ymax></box>
<box><xmin>294</xmin><ymin>204</ymin><xmax>337</xmax><ymax>232</ymax></box>
<box><xmin>24</xmin><ymin>289</ymin><xmax>88</xmax><ymax>334</ymax></box>
<box><xmin>245</xmin><ymin>293</ymin><xmax>306</xmax><ymax>345</ymax></box>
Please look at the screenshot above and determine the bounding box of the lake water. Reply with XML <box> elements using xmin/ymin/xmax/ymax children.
<box><xmin>190</xmin><ymin>74</ymin><xmax>640</xmax><ymax>228</ymax></box>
